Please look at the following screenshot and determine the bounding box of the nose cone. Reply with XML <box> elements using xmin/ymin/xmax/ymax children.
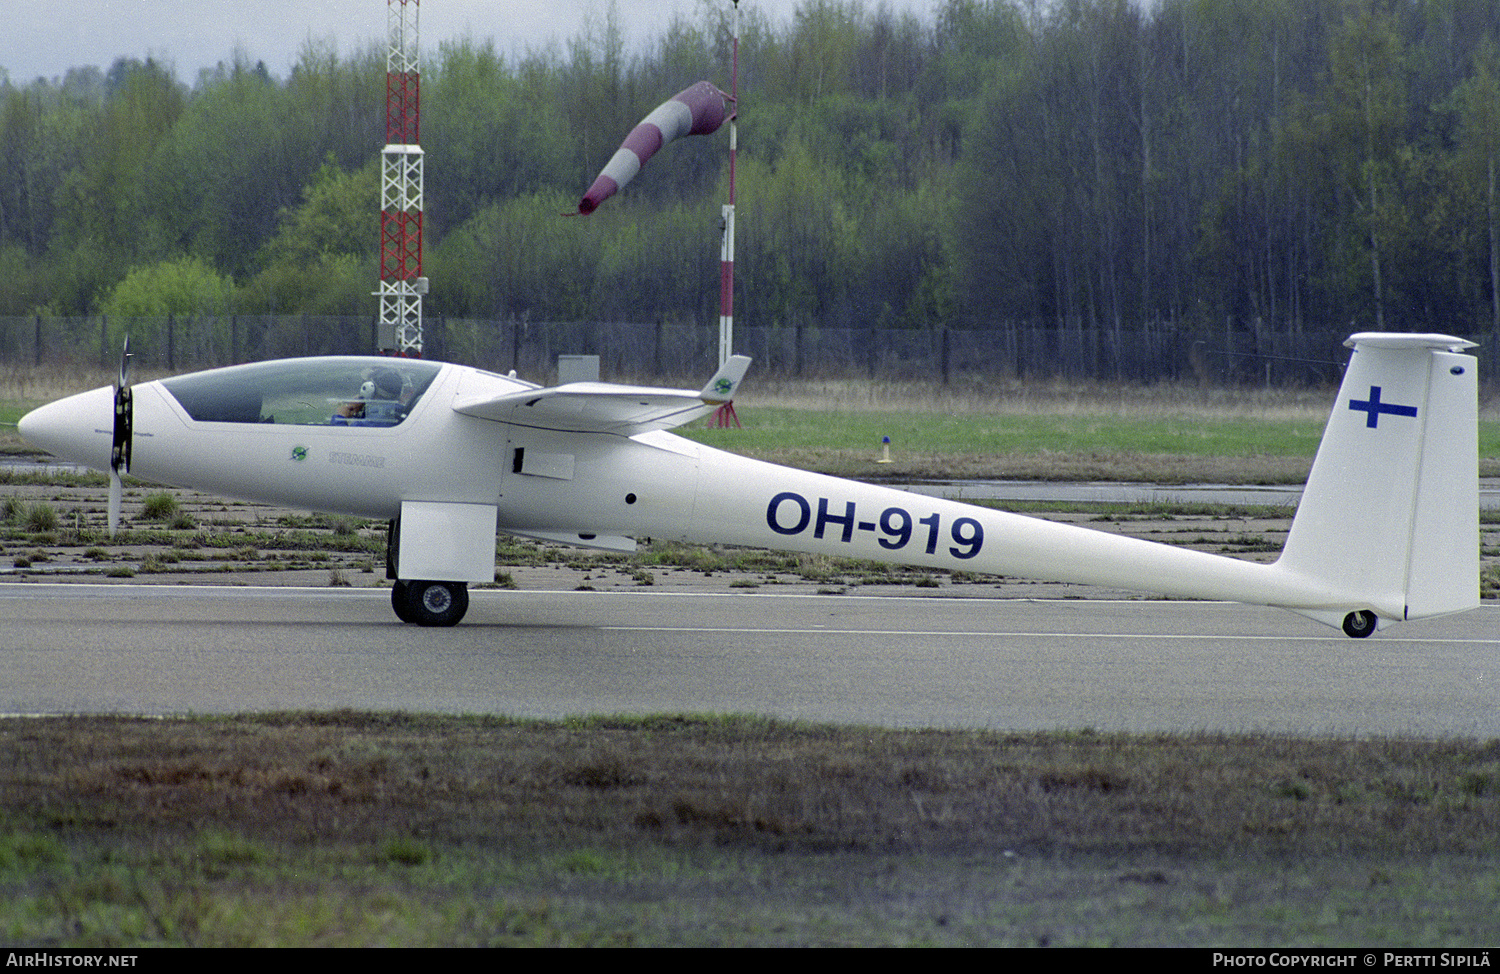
<box><xmin>17</xmin><ymin>386</ymin><xmax>117</xmax><ymax>472</ymax></box>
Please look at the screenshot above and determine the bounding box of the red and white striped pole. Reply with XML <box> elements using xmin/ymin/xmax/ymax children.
<box><xmin>718</xmin><ymin>0</ymin><xmax>739</xmax><ymax>370</ymax></box>
<box><xmin>712</xmin><ymin>0</ymin><xmax>741</xmax><ymax>428</ymax></box>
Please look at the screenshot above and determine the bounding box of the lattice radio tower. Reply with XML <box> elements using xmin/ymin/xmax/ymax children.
<box><xmin>379</xmin><ymin>0</ymin><xmax>425</xmax><ymax>356</ymax></box>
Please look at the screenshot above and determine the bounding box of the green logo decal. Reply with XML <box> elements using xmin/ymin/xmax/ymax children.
<box><xmin>290</xmin><ymin>445</ymin><xmax>308</xmax><ymax>462</ymax></box>
<box><xmin>713</xmin><ymin>378</ymin><xmax>734</xmax><ymax>396</ymax></box>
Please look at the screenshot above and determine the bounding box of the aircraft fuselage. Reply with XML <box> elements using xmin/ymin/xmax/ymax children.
<box><xmin>17</xmin><ymin>336</ymin><xmax>1481</xmax><ymax>633</ymax></box>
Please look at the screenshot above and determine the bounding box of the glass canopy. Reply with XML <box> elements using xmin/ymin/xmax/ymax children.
<box><xmin>160</xmin><ymin>357</ymin><xmax>443</xmax><ymax>427</ymax></box>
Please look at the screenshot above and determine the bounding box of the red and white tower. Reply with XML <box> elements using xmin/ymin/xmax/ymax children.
<box><xmin>379</xmin><ymin>0</ymin><xmax>425</xmax><ymax>356</ymax></box>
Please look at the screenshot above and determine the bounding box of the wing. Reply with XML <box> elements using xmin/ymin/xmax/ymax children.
<box><xmin>453</xmin><ymin>355</ymin><xmax>751</xmax><ymax>434</ymax></box>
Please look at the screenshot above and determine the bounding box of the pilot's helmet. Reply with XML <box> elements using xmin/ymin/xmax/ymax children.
<box><xmin>369</xmin><ymin>369</ymin><xmax>404</xmax><ymax>401</ymax></box>
<box><xmin>357</xmin><ymin>380</ymin><xmax>376</xmax><ymax>401</ymax></box>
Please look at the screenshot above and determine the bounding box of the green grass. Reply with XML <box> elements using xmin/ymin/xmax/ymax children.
<box><xmin>674</xmin><ymin>405</ymin><xmax>1500</xmax><ymax>483</ymax></box>
<box><xmin>681</xmin><ymin>404</ymin><xmax>1500</xmax><ymax>468</ymax></box>
<box><xmin>684</xmin><ymin>407</ymin><xmax>1334</xmax><ymax>459</ymax></box>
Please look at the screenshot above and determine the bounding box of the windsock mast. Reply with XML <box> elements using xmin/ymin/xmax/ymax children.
<box><xmin>709</xmin><ymin>0</ymin><xmax>741</xmax><ymax>426</ymax></box>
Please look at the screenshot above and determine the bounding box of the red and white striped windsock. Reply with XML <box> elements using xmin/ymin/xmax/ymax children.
<box><xmin>577</xmin><ymin>81</ymin><xmax>729</xmax><ymax>215</ymax></box>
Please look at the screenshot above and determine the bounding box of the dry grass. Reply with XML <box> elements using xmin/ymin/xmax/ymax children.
<box><xmin>4</xmin><ymin>474</ymin><xmax>1497</xmax><ymax>595</ymax></box>
<box><xmin>15</xmin><ymin>713</ymin><xmax>1499</xmax><ymax>856</ymax></box>
<box><xmin>3</xmin><ymin>713</ymin><xmax>1499</xmax><ymax>946</ymax></box>
<box><xmin>0</xmin><ymin>361</ymin><xmax>156</xmax><ymax>405</ymax></box>
<box><xmin>6</xmin><ymin>366</ymin><xmax>1499</xmax><ymax>481</ymax></box>
<box><xmin>742</xmin><ymin>445</ymin><xmax>1319</xmax><ymax>483</ymax></box>
<box><xmin>9</xmin><ymin>360</ymin><xmax>1499</xmax><ymax>419</ymax></box>
<box><xmin>742</xmin><ymin>375</ymin><xmax>1345</xmax><ymax>421</ymax></box>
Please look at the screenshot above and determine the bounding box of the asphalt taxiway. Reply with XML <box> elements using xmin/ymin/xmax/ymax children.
<box><xmin>2</xmin><ymin>583</ymin><xmax>1494</xmax><ymax>735</ymax></box>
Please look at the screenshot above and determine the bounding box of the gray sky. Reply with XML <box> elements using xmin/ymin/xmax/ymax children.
<box><xmin>5</xmin><ymin>0</ymin><xmax>939</xmax><ymax>84</ymax></box>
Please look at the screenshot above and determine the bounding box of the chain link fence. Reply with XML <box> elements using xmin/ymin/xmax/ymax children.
<box><xmin>1</xmin><ymin>314</ymin><xmax>1491</xmax><ymax>388</ymax></box>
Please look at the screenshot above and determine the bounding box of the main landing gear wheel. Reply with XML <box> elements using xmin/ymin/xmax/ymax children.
<box><xmin>1342</xmin><ymin>610</ymin><xmax>1378</xmax><ymax>639</ymax></box>
<box><xmin>391</xmin><ymin>581</ymin><xmax>415</xmax><ymax>624</ymax></box>
<box><xmin>394</xmin><ymin>580</ymin><xmax>469</xmax><ymax>627</ymax></box>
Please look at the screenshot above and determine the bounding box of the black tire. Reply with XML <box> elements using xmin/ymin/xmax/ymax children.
<box><xmin>1342</xmin><ymin>610</ymin><xmax>1377</xmax><ymax>639</ymax></box>
<box><xmin>391</xmin><ymin>581</ymin><xmax>416</xmax><ymax>624</ymax></box>
<box><xmin>403</xmin><ymin>580</ymin><xmax>469</xmax><ymax>627</ymax></box>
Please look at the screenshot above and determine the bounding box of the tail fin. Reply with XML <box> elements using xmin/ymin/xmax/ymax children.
<box><xmin>699</xmin><ymin>354</ymin><xmax>752</xmax><ymax>404</ymax></box>
<box><xmin>1278</xmin><ymin>333</ymin><xmax>1479</xmax><ymax>625</ymax></box>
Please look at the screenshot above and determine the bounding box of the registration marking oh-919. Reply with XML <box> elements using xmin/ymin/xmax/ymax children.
<box><xmin>765</xmin><ymin>491</ymin><xmax>984</xmax><ymax>560</ymax></box>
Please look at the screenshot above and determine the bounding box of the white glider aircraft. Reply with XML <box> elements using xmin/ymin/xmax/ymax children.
<box><xmin>17</xmin><ymin>331</ymin><xmax>1480</xmax><ymax>635</ymax></box>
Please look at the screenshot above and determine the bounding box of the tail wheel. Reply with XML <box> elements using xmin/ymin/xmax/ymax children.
<box><xmin>401</xmin><ymin>580</ymin><xmax>469</xmax><ymax>627</ymax></box>
<box><xmin>1342</xmin><ymin>610</ymin><xmax>1377</xmax><ymax>639</ymax></box>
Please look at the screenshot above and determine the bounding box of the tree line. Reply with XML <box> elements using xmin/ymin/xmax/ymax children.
<box><xmin>3</xmin><ymin>0</ymin><xmax>1500</xmax><ymax>353</ymax></box>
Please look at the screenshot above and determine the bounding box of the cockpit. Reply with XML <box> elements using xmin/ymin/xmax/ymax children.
<box><xmin>159</xmin><ymin>357</ymin><xmax>444</xmax><ymax>427</ymax></box>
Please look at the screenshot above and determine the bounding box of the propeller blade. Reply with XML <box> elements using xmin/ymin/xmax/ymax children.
<box><xmin>110</xmin><ymin>338</ymin><xmax>133</xmax><ymax>476</ymax></box>
<box><xmin>109</xmin><ymin>336</ymin><xmax>132</xmax><ymax>538</ymax></box>
<box><xmin>110</xmin><ymin>384</ymin><xmax>132</xmax><ymax>475</ymax></box>
<box><xmin>117</xmin><ymin>335</ymin><xmax>132</xmax><ymax>390</ymax></box>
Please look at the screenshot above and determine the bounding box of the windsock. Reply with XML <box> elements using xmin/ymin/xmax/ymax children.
<box><xmin>577</xmin><ymin>81</ymin><xmax>729</xmax><ymax>215</ymax></box>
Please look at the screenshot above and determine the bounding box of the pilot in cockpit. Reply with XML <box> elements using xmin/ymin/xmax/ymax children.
<box><xmin>332</xmin><ymin>368</ymin><xmax>409</xmax><ymax>426</ymax></box>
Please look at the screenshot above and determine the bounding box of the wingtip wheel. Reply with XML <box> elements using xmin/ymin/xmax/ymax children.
<box><xmin>1342</xmin><ymin>610</ymin><xmax>1378</xmax><ymax>639</ymax></box>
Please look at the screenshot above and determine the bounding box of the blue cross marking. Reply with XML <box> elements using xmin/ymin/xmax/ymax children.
<box><xmin>1349</xmin><ymin>385</ymin><xmax>1418</xmax><ymax>428</ymax></box>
